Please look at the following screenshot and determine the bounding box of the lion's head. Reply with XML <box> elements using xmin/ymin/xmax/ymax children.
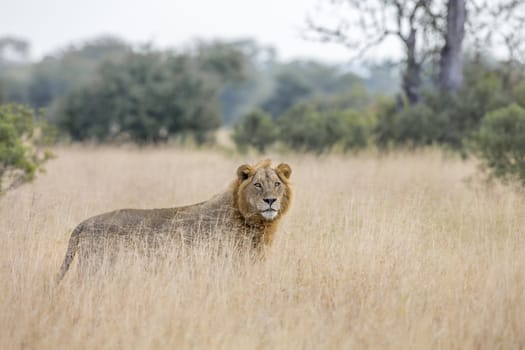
<box><xmin>234</xmin><ymin>160</ymin><xmax>292</xmax><ymax>223</ymax></box>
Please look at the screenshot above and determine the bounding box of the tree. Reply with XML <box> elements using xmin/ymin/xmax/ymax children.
<box><xmin>0</xmin><ymin>80</ymin><xmax>6</xmax><ymax>103</ymax></box>
<box><xmin>468</xmin><ymin>0</ymin><xmax>525</xmax><ymax>62</ymax></box>
<box><xmin>0</xmin><ymin>104</ymin><xmax>54</xmax><ymax>193</ymax></box>
<box><xmin>373</xmin><ymin>58</ymin><xmax>514</xmax><ymax>150</ymax></box>
<box><xmin>432</xmin><ymin>0</ymin><xmax>525</xmax><ymax>93</ymax></box>
<box><xmin>0</xmin><ymin>37</ymin><xmax>32</xmax><ymax>105</ymax></box>
<box><xmin>307</xmin><ymin>0</ymin><xmax>435</xmax><ymax>105</ymax></box>
<box><xmin>468</xmin><ymin>0</ymin><xmax>525</xmax><ymax>91</ymax></box>
<box><xmin>58</xmin><ymin>51</ymin><xmax>224</xmax><ymax>144</ymax></box>
<box><xmin>194</xmin><ymin>39</ymin><xmax>263</xmax><ymax>125</ymax></box>
<box><xmin>261</xmin><ymin>70</ymin><xmax>313</xmax><ymax>117</ymax></box>
<box><xmin>26</xmin><ymin>36</ymin><xmax>131</xmax><ymax>109</ymax></box>
<box><xmin>0</xmin><ymin>36</ymin><xmax>30</xmax><ymax>66</ymax></box>
<box><xmin>193</xmin><ymin>40</ymin><xmax>248</xmax><ymax>83</ymax></box>
<box><xmin>438</xmin><ymin>0</ymin><xmax>466</xmax><ymax>92</ymax></box>
<box><xmin>307</xmin><ymin>0</ymin><xmax>525</xmax><ymax>101</ymax></box>
<box><xmin>260</xmin><ymin>60</ymin><xmax>364</xmax><ymax>118</ymax></box>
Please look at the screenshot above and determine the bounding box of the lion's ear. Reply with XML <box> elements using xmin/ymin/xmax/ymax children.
<box><xmin>237</xmin><ymin>164</ymin><xmax>254</xmax><ymax>181</ymax></box>
<box><xmin>276</xmin><ymin>163</ymin><xmax>292</xmax><ymax>179</ymax></box>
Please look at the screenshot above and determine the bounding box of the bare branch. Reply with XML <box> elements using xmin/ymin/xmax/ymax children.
<box><xmin>467</xmin><ymin>0</ymin><xmax>525</xmax><ymax>63</ymax></box>
<box><xmin>305</xmin><ymin>0</ymin><xmax>441</xmax><ymax>104</ymax></box>
<box><xmin>305</xmin><ymin>17</ymin><xmax>397</xmax><ymax>60</ymax></box>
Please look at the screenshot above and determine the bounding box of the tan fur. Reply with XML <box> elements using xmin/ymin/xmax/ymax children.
<box><xmin>56</xmin><ymin>160</ymin><xmax>292</xmax><ymax>282</ymax></box>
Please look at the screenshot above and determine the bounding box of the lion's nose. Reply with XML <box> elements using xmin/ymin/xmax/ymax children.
<box><xmin>263</xmin><ymin>198</ymin><xmax>277</xmax><ymax>206</ymax></box>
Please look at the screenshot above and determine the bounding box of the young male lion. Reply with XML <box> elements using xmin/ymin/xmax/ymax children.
<box><xmin>56</xmin><ymin>160</ymin><xmax>292</xmax><ymax>281</ymax></box>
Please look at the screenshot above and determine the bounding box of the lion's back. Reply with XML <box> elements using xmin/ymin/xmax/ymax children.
<box><xmin>76</xmin><ymin>192</ymin><xmax>235</xmax><ymax>247</ymax></box>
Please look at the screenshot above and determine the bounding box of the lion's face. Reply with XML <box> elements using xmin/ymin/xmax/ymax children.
<box><xmin>236</xmin><ymin>161</ymin><xmax>292</xmax><ymax>222</ymax></box>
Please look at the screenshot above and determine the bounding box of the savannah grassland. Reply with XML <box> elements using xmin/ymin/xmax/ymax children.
<box><xmin>1</xmin><ymin>146</ymin><xmax>525</xmax><ymax>349</ymax></box>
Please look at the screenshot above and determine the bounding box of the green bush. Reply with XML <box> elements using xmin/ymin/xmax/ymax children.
<box><xmin>426</xmin><ymin>71</ymin><xmax>511</xmax><ymax>149</ymax></box>
<box><xmin>232</xmin><ymin>109</ymin><xmax>276</xmax><ymax>153</ymax></box>
<box><xmin>473</xmin><ymin>104</ymin><xmax>525</xmax><ymax>186</ymax></box>
<box><xmin>0</xmin><ymin>104</ymin><xmax>54</xmax><ymax>193</ymax></box>
<box><xmin>278</xmin><ymin>102</ymin><xmax>372</xmax><ymax>153</ymax></box>
<box><xmin>321</xmin><ymin>109</ymin><xmax>372</xmax><ymax>151</ymax></box>
<box><xmin>512</xmin><ymin>82</ymin><xmax>525</xmax><ymax>108</ymax></box>
<box><xmin>372</xmin><ymin>97</ymin><xmax>399</xmax><ymax>149</ymax></box>
<box><xmin>374</xmin><ymin>98</ymin><xmax>451</xmax><ymax>149</ymax></box>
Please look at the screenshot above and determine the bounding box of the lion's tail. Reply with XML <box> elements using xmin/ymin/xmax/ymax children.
<box><xmin>56</xmin><ymin>225</ymin><xmax>83</xmax><ymax>284</ymax></box>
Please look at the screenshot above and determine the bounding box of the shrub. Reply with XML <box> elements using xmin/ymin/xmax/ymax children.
<box><xmin>372</xmin><ymin>97</ymin><xmax>400</xmax><ymax>149</ymax></box>
<box><xmin>374</xmin><ymin>99</ymin><xmax>451</xmax><ymax>149</ymax></box>
<box><xmin>473</xmin><ymin>104</ymin><xmax>525</xmax><ymax>186</ymax></box>
<box><xmin>325</xmin><ymin>109</ymin><xmax>372</xmax><ymax>151</ymax></box>
<box><xmin>0</xmin><ymin>104</ymin><xmax>54</xmax><ymax>193</ymax></box>
<box><xmin>278</xmin><ymin>102</ymin><xmax>372</xmax><ymax>153</ymax></box>
<box><xmin>512</xmin><ymin>82</ymin><xmax>525</xmax><ymax>108</ymax></box>
<box><xmin>232</xmin><ymin>109</ymin><xmax>277</xmax><ymax>153</ymax></box>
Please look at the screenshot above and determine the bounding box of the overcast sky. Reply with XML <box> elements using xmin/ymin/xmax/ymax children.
<box><xmin>1</xmin><ymin>0</ymin><xmax>403</xmax><ymax>63</ymax></box>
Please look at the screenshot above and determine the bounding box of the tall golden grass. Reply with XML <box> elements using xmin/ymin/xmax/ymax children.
<box><xmin>1</xmin><ymin>146</ymin><xmax>524</xmax><ymax>349</ymax></box>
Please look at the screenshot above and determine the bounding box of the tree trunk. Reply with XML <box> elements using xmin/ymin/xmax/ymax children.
<box><xmin>439</xmin><ymin>0</ymin><xmax>467</xmax><ymax>92</ymax></box>
<box><xmin>403</xmin><ymin>29</ymin><xmax>421</xmax><ymax>105</ymax></box>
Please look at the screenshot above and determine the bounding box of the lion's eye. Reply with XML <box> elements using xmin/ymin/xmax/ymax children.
<box><xmin>254</xmin><ymin>183</ymin><xmax>262</xmax><ymax>189</ymax></box>
<box><xmin>275</xmin><ymin>182</ymin><xmax>281</xmax><ymax>187</ymax></box>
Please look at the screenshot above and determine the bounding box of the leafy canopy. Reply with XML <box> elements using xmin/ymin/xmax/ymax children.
<box><xmin>473</xmin><ymin>104</ymin><xmax>525</xmax><ymax>186</ymax></box>
<box><xmin>0</xmin><ymin>104</ymin><xmax>54</xmax><ymax>193</ymax></box>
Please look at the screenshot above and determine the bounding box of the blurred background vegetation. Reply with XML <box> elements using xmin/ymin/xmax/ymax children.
<box><xmin>1</xmin><ymin>0</ymin><xmax>525</xmax><ymax>191</ymax></box>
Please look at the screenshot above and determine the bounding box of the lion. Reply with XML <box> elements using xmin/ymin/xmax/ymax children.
<box><xmin>56</xmin><ymin>160</ymin><xmax>292</xmax><ymax>281</ymax></box>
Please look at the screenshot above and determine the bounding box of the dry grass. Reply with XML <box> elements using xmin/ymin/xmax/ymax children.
<box><xmin>1</xmin><ymin>146</ymin><xmax>525</xmax><ymax>349</ymax></box>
